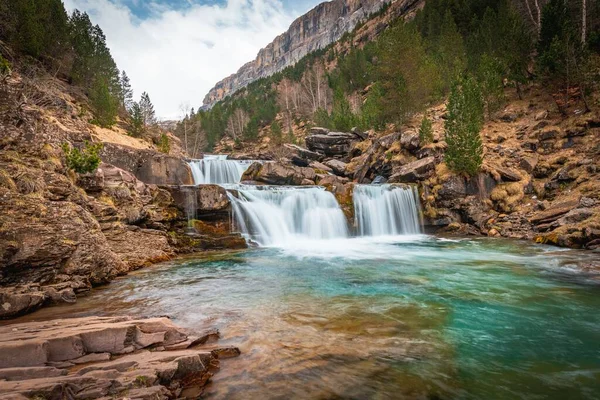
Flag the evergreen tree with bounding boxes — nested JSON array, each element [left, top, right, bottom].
[[90, 77, 118, 128], [330, 87, 356, 132], [120, 71, 134, 112], [444, 75, 484, 176], [139, 92, 156, 127], [270, 120, 283, 144], [129, 102, 145, 137], [436, 11, 467, 91], [419, 116, 434, 144]]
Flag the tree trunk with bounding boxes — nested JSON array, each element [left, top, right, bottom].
[[582, 0, 587, 45]]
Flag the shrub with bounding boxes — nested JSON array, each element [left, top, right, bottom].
[[0, 55, 11, 77], [61, 141, 103, 174], [419, 116, 433, 144]]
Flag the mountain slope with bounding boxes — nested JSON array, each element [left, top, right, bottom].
[[202, 0, 418, 108]]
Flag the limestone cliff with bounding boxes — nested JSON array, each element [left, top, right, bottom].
[[203, 0, 415, 108]]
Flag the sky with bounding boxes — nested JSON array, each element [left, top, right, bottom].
[[63, 0, 323, 119]]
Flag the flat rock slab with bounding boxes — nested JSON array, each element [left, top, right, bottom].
[[0, 316, 239, 400]]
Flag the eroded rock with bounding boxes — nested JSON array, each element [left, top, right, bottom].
[[0, 316, 239, 399]]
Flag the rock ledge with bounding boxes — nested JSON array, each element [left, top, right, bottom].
[[0, 316, 239, 399]]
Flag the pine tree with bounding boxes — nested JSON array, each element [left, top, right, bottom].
[[419, 116, 434, 144], [436, 11, 467, 91], [120, 71, 134, 112], [129, 102, 145, 137], [444, 75, 484, 176], [139, 92, 156, 127], [90, 77, 118, 128], [271, 120, 283, 144]]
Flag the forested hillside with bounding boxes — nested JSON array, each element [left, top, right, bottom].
[[176, 0, 599, 160], [0, 0, 171, 150]]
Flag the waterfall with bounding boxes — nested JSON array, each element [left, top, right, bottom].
[[353, 185, 422, 236], [188, 155, 257, 185], [227, 186, 349, 246]]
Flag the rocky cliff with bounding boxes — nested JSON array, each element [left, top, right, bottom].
[[203, 0, 407, 108]]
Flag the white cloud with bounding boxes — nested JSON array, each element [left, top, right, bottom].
[[63, 0, 307, 119]]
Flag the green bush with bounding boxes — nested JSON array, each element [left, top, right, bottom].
[[61, 141, 103, 174], [0, 55, 11, 77]]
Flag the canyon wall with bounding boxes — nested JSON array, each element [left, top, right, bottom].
[[203, 0, 406, 108]]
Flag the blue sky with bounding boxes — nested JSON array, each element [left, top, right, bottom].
[[119, 0, 320, 19], [63, 0, 323, 118]]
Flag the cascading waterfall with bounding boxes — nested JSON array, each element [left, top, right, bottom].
[[353, 184, 422, 236], [188, 155, 257, 185], [227, 186, 349, 246]]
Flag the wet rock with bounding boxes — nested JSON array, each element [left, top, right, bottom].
[[372, 176, 388, 184], [0, 316, 239, 399], [242, 161, 316, 185], [389, 157, 435, 183], [0, 290, 46, 320], [166, 185, 230, 215]]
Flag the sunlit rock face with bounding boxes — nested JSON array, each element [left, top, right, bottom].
[[203, 0, 394, 108]]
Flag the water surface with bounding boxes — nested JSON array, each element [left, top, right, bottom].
[[16, 237, 600, 399]]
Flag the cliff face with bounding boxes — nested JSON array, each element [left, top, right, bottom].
[[203, 0, 396, 108]]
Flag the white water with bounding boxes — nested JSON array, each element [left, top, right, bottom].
[[188, 155, 257, 185], [227, 186, 349, 247], [353, 184, 422, 236]]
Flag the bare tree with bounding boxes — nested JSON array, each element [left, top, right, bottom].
[[226, 109, 249, 140], [582, 0, 587, 45], [179, 102, 191, 155]]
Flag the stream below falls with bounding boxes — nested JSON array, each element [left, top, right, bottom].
[[15, 236, 600, 400]]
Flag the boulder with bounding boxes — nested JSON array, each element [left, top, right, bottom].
[[519, 155, 538, 173], [305, 132, 358, 158], [101, 143, 194, 185], [389, 157, 435, 183], [351, 127, 368, 140], [372, 176, 388, 184], [400, 131, 420, 151], [496, 167, 522, 182], [284, 144, 324, 165], [165, 185, 230, 216], [310, 127, 330, 135], [309, 161, 333, 173], [241, 162, 316, 185], [378, 132, 400, 149], [530, 199, 580, 225], [324, 159, 348, 176]]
